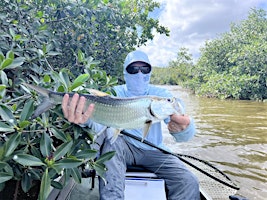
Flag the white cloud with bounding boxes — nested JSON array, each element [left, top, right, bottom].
[[138, 0, 267, 67]]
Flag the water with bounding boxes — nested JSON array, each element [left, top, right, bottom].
[[160, 85, 267, 200]]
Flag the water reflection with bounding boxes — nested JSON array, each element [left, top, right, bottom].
[[160, 85, 267, 200]]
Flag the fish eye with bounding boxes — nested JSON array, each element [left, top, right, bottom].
[[166, 97, 176, 103]]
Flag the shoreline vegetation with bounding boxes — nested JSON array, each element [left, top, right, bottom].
[[151, 9, 267, 101], [151, 66, 267, 102]]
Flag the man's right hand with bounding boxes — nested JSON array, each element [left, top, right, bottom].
[[62, 93, 95, 124]]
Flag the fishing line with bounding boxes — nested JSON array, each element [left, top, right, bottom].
[[120, 130, 240, 190], [153, 154, 174, 175]]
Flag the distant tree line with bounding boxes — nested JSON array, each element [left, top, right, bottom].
[[151, 9, 267, 101]]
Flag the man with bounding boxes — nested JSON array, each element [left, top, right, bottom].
[[62, 50, 200, 200]]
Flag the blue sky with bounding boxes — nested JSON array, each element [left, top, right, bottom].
[[138, 0, 267, 67]]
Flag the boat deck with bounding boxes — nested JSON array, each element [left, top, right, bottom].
[[69, 178, 99, 200], [48, 176, 208, 200]]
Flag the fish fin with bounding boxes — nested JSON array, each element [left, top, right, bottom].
[[32, 98, 55, 119], [176, 101, 185, 115], [142, 120, 152, 142], [87, 88, 109, 97], [22, 83, 56, 119], [110, 129, 121, 144]]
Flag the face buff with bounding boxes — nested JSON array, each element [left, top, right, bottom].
[[124, 72, 150, 97]]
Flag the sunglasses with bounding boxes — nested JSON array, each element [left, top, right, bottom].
[[126, 65, 151, 74]]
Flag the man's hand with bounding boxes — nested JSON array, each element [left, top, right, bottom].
[[168, 114, 190, 133], [62, 93, 94, 124]]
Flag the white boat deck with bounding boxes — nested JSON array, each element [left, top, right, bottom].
[[48, 172, 167, 200]]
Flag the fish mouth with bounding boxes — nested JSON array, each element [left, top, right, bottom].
[[148, 104, 156, 117]]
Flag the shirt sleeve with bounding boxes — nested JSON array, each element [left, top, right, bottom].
[[169, 117, 196, 142]]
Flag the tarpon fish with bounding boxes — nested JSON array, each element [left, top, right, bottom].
[[23, 83, 183, 140]]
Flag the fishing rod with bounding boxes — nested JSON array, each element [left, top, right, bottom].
[[120, 130, 240, 191]]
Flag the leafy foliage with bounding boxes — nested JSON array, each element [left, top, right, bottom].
[[0, 0, 169, 81], [0, 59, 116, 199], [191, 8, 267, 100], [0, 0, 169, 199]]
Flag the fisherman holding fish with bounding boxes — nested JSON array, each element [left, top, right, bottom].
[[62, 50, 200, 200]]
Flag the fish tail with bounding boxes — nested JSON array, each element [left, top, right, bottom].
[[31, 98, 55, 119], [23, 83, 55, 119]]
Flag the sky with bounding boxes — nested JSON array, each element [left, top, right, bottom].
[[138, 0, 267, 67]]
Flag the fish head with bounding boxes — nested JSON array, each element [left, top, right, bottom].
[[150, 97, 183, 120]]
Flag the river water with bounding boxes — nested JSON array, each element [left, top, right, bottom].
[[160, 85, 267, 200]]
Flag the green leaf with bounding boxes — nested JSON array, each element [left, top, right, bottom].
[[59, 69, 70, 90], [0, 122, 15, 132], [70, 74, 89, 91], [14, 34, 21, 41], [70, 167, 82, 183], [9, 28, 15, 38], [95, 151, 115, 164], [0, 58, 13, 70], [54, 158, 83, 169], [0, 104, 15, 122], [0, 53, 4, 63], [0, 172, 13, 184], [77, 49, 84, 62], [39, 168, 51, 200], [47, 51, 62, 56], [6, 51, 14, 60], [43, 74, 51, 83], [40, 133, 52, 157], [0, 71, 8, 85], [57, 85, 65, 92], [38, 49, 44, 56], [75, 149, 97, 160], [20, 99, 34, 121], [70, 82, 83, 91], [42, 44, 47, 54], [38, 24, 48, 31], [36, 11, 43, 18], [50, 127, 69, 142], [4, 133, 21, 157], [0, 161, 9, 170], [51, 180, 63, 189], [54, 141, 73, 161], [0, 85, 7, 92], [103, 0, 109, 4], [28, 168, 41, 180], [13, 154, 45, 166], [7, 57, 25, 69], [22, 172, 32, 192], [30, 146, 42, 159], [18, 120, 31, 129], [93, 162, 107, 179], [0, 161, 13, 174]]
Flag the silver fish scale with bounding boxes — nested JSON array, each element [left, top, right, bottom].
[[50, 91, 155, 129], [86, 97, 154, 129]]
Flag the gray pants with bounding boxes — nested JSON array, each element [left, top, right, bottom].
[[97, 134, 200, 200]]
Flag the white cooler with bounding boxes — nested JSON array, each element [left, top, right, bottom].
[[124, 172, 166, 200]]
